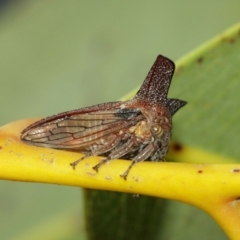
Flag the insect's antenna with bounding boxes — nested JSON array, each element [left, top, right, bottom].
[[135, 55, 175, 104]]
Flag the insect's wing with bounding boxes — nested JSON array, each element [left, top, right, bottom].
[[167, 98, 187, 116], [21, 101, 144, 150], [135, 55, 175, 104], [22, 101, 122, 134]]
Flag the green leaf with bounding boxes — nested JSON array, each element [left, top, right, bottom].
[[171, 24, 240, 161]]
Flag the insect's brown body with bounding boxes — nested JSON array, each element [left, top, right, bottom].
[[21, 55, 186, 179]]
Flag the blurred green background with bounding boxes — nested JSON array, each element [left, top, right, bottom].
[[0, 1, 239, 239]]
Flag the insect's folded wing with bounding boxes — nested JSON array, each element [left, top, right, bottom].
[[22, 111, 144, 150], [22, 101, 123, 134]]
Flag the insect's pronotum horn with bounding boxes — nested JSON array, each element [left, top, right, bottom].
[[135, 55, 175, 104]]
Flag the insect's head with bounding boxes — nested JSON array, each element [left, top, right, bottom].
[[150, 109, 172, 140]]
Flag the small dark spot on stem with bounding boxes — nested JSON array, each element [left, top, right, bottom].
[[197, 57, 204, 64], [221, 37, 236, 44], [198, 170, 203, 173], [172, 142, 183, 152], [221, 37, 226, 42], [233, 169, 240, 173], [235, 196, 240, 201]]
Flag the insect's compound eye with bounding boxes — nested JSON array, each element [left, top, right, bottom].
[[150, 124, 163, 138]]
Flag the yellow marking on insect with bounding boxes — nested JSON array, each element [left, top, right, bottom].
[[129, 121, 150, 139]]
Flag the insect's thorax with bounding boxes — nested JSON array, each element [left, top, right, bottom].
[[125, 99, 172, 137]]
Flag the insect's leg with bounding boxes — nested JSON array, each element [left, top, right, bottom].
[[70, 153, 91, 169], [92, 156, 111, 172], [70, 135, 122, 170], [92, 136, 135, 172], [120, 142, 157, 180]]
